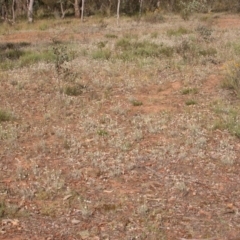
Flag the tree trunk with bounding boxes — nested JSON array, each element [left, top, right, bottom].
[[1, 1, 7, 21], [12, 0, 16, 22], [74, 0, 80, 18], [28, 0, 34, 23], [169, 0, 175, 12], [81, 0, 85, 22], [139, 0, 143, 17], [117, 0, 120, 26]]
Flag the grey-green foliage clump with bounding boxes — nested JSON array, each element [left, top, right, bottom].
[[176, 38, 217, 63], [92, 49, 111, 60], [195, 25, 213, 42]]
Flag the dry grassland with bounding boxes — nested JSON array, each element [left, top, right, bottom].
[[0, 13, 240, 240]]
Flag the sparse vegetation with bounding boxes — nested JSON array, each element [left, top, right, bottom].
[[167, 26, 190, 36], [212, 103, 240, 138], [64, 83, 86, 96], [105, 33, 118, 39], [92, 48, 111, 60], [196, 25, 213, 42], [115, 38, 174, 60], [143, 13, 165, 23], [0, 13, 240, 240], [222, 61, 240, 97]]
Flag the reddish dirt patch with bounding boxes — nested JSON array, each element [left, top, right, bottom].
[[216, 14, 240, 28], [203, 74, 222, 92], [0, 32, 53, 44], [131, 81, 184, 114]]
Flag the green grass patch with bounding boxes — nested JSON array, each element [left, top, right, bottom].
[[19, 50, 55, 67], [181, 87, 198, 95], [64, 84, 85, 96], [0, 200, 6, 218], [222, 61, 240, 97], [167, 26, 190, 37], [0, 46, 56, 70], [231, 42, 240, 54], [198, 47, 217, 56], [131, 99, 143, 106], [0, 109, 13, 122], [213, 117, 240, 139], [212, 104, 240, 138], [92, 49, 111, 60], [0, 48, 25, 61], [115, 38, 174, 61], [150, 32, 158, 38], [0, 42, 31, 63], [122, 33, 139, 40], [105, 33, 118, 39], [97, 129, 108, 136], [185, 99, 197, 105], [0, 198, 23, 218]]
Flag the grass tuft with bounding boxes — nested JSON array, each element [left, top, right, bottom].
[[105, 33, 118, 39], [222, 61, 240, 97], [181, 87, 198, 95], [131, 99, 143, 106], [64, 84, 85, 96], [0, 109, 13, 122], [92, 49, 111, 60], [185, 99, 197, 105], [167, 26, 190, 37]]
